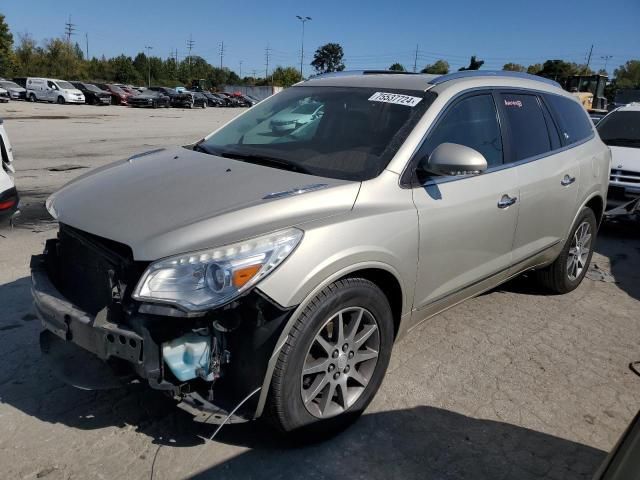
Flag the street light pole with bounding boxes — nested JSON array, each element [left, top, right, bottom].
[[296, 16, 312, 79], [144, 45, 153, 87]]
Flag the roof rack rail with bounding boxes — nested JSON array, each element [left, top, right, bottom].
[[428, 70, 562, 88]]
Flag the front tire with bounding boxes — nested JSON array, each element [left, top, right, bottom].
[[267, 278, 393, 436], [535, 207, 597, 293], [29, 93, 37, 102], [57, 96, 65, 104]]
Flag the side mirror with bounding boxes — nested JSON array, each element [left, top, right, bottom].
[[426, 143, 488, 176]]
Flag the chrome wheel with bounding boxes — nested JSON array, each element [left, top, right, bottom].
[[301, 307, 380, 419], [567, 221, 592, 281]]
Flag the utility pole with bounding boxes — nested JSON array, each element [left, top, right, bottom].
[[600, 54, 613, 73], [219, 41, 225, 69], [239, 60, 243, 79], [85, 33, 89, 59], [584, 44, 593, 73], [265, 44, 271, 84], [296, 16, 312, 79], [413, 44, 419, 73], [144, 45, 153, 87], [187, 34, 195, 76], [64, 15, 76, 44]]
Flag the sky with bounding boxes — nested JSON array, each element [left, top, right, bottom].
[[2, 0, 639, 78]]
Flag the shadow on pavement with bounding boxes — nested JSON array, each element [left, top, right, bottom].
[[595, 220, 640, 301], [188, 406, 605, 480]]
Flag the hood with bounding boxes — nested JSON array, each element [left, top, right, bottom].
[[8, 86, 25, 93], [48, 146, 359, 260], [63, 89, 84, 95], [610, 146, 640, 171]]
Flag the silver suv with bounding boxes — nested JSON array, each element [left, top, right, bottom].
[[32, 71, 609, 436]]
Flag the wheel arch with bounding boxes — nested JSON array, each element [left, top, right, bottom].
[[585, 194, 604, 226], [253, 262, 407, 419]]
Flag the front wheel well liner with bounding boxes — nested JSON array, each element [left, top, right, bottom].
[[339, 268, 403, 339]]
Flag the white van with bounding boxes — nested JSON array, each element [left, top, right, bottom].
[[26, 78, 85, 104]]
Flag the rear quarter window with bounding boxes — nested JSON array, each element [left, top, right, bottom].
[[545, 94, 593, 145]]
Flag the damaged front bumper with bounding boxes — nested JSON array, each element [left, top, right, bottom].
[[31, 244, 294, 424]]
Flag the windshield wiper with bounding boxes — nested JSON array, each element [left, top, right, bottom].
[[219, 151, 314, 175]]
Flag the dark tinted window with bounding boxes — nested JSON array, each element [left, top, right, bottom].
[[597, 111, 640, 148], [417, 94, 503, 169], [545, 94, 593, 144], [500, 93, 551, 161]]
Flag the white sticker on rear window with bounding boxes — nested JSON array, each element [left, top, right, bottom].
[[368, 92, 422, 107]]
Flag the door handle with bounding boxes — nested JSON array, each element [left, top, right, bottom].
[[497, 194, 517, 209], [561, 174, 576, 186]]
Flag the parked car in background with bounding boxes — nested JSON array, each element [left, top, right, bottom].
[[175, 86, 187, 93], [26, 78, 85, 104], [95, 83, 130, 105], [148, 86, 179, 102], [0, 119, 18, 221], [210, 92, 233, 107], [597, 103, 640, 207], [0, 80, 26, 100], [0, 87, 9, 103], [232, 93, 258, 107], [270, 101, 324, 133], [34, 71, 609, 438], [216, 91, 243, 107], [171, 91, 198, 108], [70, 82, 112, 106], [202, 91, 225, 107], [114, 84, 140, 97], [128, 89, 171, 108], [189, 91, 208, 108]]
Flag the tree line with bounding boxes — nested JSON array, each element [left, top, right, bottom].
[[1, 13, 639, 92]]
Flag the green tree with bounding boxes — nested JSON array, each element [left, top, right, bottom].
[[109, 54, 139, 83], [0, 13, 15, 76], [537, 59, 583, 80], [502, 63, 525, 72], [459, 55, 484, 71], [271, 66, 302, 87], [614, 60, 640, 88], [421, 60, 449, 74], [311, 43, 345, 73], [526, 63, 543, 75], [389, 63, 405, 72]]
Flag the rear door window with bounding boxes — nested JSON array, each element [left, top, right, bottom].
[[545, 94, 593, 145], [498, 93, 551, 161]]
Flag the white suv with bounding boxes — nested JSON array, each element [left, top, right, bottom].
[[597, 103, 640, 206]]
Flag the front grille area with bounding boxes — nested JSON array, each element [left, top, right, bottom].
[[610, 169, 640, 184], [45, 224, 146, 316]]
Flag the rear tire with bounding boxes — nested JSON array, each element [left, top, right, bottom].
[[535, 207, 597, 293], [266, 278, 393, 437], [29, 93, 37, 102]]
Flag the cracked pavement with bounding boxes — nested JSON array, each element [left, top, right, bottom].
[[0, 102, 639, 479]]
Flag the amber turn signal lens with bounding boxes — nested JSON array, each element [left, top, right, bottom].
[[232, 264, 262, 288]]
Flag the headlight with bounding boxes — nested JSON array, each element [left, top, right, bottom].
[[132, 228, 303, 311]]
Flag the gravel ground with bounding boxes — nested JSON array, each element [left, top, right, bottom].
[[0, 101, 638, 480]]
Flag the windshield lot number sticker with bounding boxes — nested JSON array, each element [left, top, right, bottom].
[[368, 92, 422, 107]]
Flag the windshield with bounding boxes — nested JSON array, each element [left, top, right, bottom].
[[57, 81, 75, 90], [0, 81, 21, 89], [597, 111, 640, 147], [199, 86, 433, 181], [109, 85, 125, 94], [85, 84, 102, 93]]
